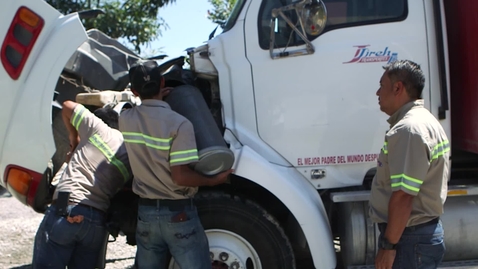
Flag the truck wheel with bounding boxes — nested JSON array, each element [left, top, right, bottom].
[[168, 192, 296, 269]]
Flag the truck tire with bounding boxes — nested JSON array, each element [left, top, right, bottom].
[[181, 192, 295, 269]]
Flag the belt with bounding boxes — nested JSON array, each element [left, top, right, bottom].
[[378, 217, 439, 232], [138, 198, 194, 211], [51, 200, 105, 216]]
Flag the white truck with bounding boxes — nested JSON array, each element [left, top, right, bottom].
[[1, 0, 478, 268]]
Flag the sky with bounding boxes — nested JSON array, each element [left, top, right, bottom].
[[141, 0, 220, 58]]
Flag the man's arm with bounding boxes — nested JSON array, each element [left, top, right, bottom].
[[384, 190, 414, 243], [169, 119, 233, 187], [385, 130, 430, 239], [171, 165, 232, 187], [376, 187, 415, 269], [62, 100, 80, 152]]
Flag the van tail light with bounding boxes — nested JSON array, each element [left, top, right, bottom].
[[4, 165, 43, 206], [1, 6, 44, 80]]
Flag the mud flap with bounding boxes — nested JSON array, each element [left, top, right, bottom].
[[31, 165, 55, 213]]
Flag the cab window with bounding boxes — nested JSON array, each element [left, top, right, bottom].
[[258, 0, 407, 49]]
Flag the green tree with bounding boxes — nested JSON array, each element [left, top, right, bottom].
[[46, 0, 176, 53], [207, 0, 236, 27]]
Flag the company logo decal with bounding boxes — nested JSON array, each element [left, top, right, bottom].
[[344, 45, 398, 64]]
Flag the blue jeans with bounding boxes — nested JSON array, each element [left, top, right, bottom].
[[135, 200, 211, 269], [32, 204, 108, 269], [378, 219, 446, 269]]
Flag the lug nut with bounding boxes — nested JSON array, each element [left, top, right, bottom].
[[219, 252, 229, 261], [231, 261, 240, 269]]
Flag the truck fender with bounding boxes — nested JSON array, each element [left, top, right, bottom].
[[227, 132, 336, 269]]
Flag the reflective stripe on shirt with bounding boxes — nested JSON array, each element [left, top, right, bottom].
[[122, 132, 172, 150], [170, 149, 198, 164], [382, 142, 388, 155], [390, 173, 424, 193], [431, 140, 450, 161], [89, 134, 130, 182], [72, 105, 87, 130]]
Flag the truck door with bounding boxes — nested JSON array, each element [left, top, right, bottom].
[[0, 0, 87, 205], [244, 0, 431, 188]]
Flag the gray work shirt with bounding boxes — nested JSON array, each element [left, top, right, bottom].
[[369, 100, 450, 226], [118, 99, 199, 200], [54, 104, 131, 212]]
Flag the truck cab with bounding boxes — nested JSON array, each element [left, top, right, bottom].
[[1, 0, 478, 268], [197, 0, 449, 189]]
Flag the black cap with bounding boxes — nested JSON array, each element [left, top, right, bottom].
[[128, 61, 162, 95]]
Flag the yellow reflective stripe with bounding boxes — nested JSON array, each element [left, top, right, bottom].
[[382, 142, 388, 154], [170, 149, 197, 156], [71, 106, 82, 126], [123, 139, 170, 150], [170, 149, 198, 164], [75, 110, 87, 130], [122, 132, 172, 143], [391, 182, 420, 193], [390, 174, 423, 193], [431, 140, 450, 161], [72, 105, 87, 130], [90, 135, 130, 182], [89, 134, 130, 182], [391, 174, 423, 184], [170, 156, 199, 164], [122, 132, 172, 150]]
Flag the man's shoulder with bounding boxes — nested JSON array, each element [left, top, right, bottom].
[[388, 108, 442, 142], [396, 107, 434, 127], [118, 107, 140, 128], [387, 116, 421, 139], [171, 110, 190, 124], [159, 108, 190, 127], [119, 107, 135, 119]]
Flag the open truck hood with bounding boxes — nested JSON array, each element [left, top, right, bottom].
[[0, 0, 87, 206]]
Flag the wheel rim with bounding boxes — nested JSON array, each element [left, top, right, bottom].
[[168, 229, 262, 269]]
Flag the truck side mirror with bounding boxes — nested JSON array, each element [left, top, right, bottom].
[[269, 0, 328, 59], [301, 0, 327, 36]]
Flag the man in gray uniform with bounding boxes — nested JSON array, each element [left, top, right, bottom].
[[369, 60, 450, 269], [119, 61, 232, 269], [33, 100, 131, 269]]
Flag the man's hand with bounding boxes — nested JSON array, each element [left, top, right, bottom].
[[159, 87, 173, 100], [375, 249, 396, 269], [209, 169, 234, 186], [171, 166, 233, 187]]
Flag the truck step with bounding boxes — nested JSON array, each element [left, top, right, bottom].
[[347, 259, 478, 269], [447, 184, 478, 197]]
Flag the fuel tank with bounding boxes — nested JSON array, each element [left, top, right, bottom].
[[338, 195, 478, 267]]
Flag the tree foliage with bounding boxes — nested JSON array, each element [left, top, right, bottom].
[[207, 0, 237, 27], [46, 0, 176, 53]]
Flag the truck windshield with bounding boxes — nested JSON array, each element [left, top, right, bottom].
[[222, 0, 246, 32]]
